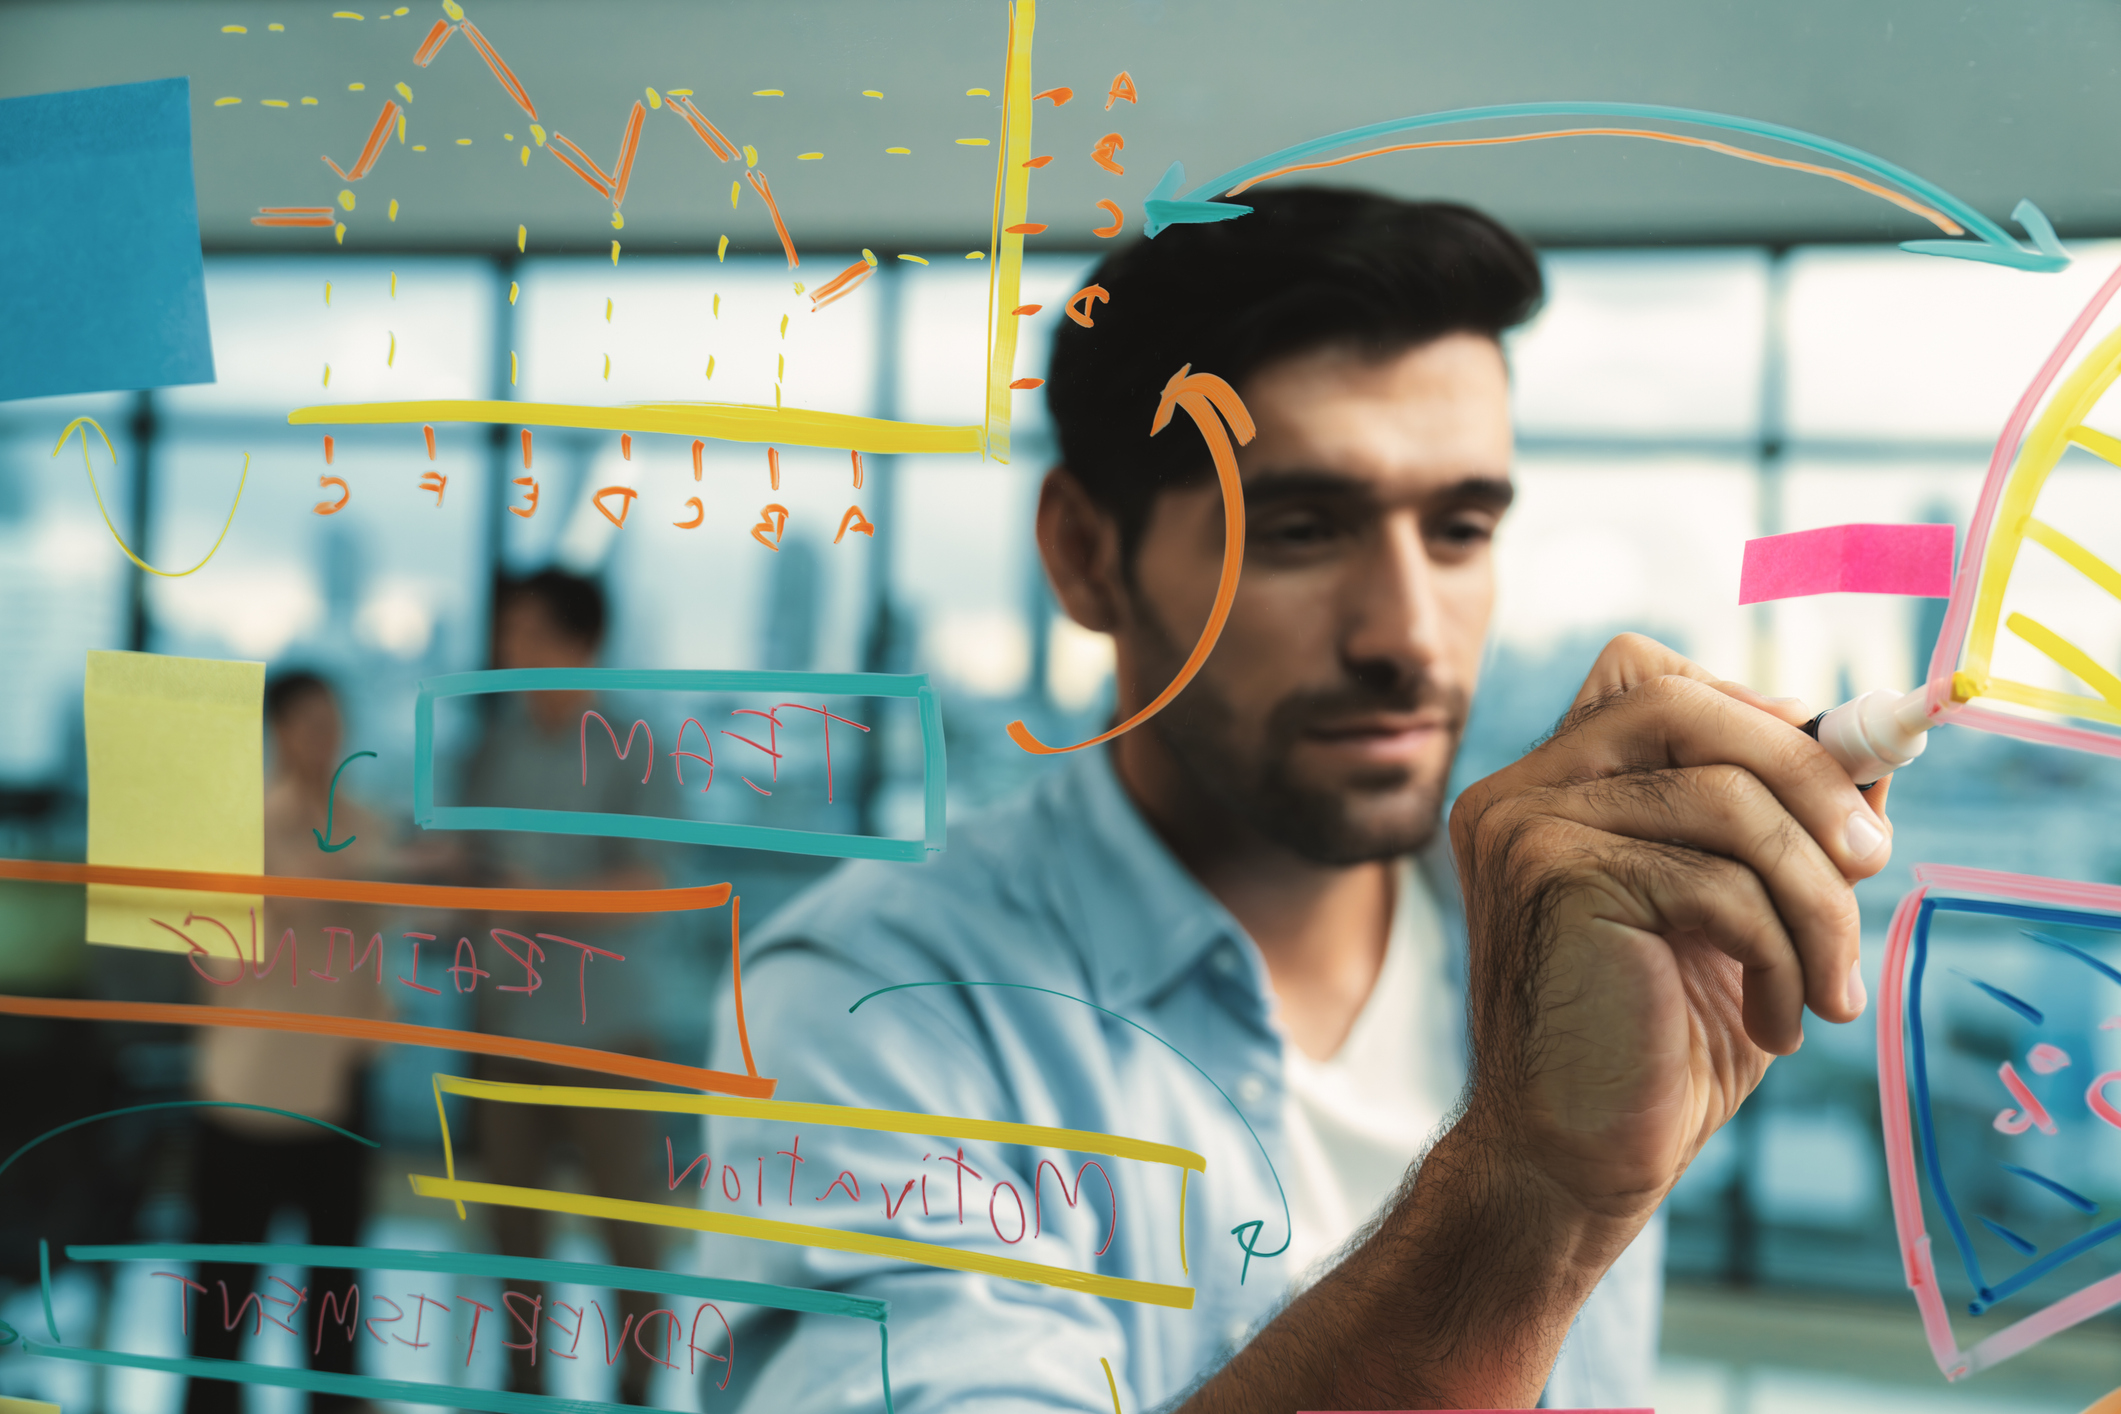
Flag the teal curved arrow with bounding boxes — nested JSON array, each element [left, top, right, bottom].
[[313, 749, 376, 853], [1143, 101, 2067, 272]]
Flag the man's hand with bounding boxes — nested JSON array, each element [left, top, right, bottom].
[[1449, 632, 1888, 1228], [1181, 634, 1890, 1413]]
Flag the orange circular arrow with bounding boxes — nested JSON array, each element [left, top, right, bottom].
[[1006, 365, 1252, 755]]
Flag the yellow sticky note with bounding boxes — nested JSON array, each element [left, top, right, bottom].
[[0, 1398, 63, 1414], [85, 651, 263, 953]]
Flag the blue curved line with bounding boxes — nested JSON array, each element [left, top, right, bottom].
[[1159, 102, 2054, 268], [2024, 930, 2121, 988], [1979, 1215, 2038, 1257], [849, 980, 1292, 1280], [2001, 1163, 2099, 1215], [1948, 969, 2044, 1024], [0, 1100, 377, 1189]]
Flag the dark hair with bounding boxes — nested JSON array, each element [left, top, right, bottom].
[[1045, 187, 1543, 558], [264, 669, 333, 724], [496, 567, 606, 647]]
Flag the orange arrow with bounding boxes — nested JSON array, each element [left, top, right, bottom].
[[1007, 365, 1252, 755]]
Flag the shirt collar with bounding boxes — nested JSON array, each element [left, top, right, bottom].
[[1048, 747, 1252, 1012], [1044, 749, 1470, 1012]]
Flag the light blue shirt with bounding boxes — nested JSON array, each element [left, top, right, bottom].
[[704, 748, 1663, 1412]]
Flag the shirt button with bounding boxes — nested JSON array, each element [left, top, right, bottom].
[[1213, 946, 1241, 976], [1236, 1073, 1267, 1105]]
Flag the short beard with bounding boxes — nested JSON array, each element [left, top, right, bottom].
[[1133, 597, 1467, 867]]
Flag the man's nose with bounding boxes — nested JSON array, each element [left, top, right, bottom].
[[1342, 514, 1444, 686]]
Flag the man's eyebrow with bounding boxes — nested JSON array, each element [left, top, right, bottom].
[[1242, 470, 1516, 509]]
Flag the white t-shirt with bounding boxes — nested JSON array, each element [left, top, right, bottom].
[[1278, 863, 1463, 1288]]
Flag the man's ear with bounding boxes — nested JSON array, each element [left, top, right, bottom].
[[1036, 467, 1127, 634]]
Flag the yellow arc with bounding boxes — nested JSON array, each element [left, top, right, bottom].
[[54, 418, 249, 577]]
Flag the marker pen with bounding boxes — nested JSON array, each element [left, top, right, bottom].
[[1800, 688, 1938, 788]]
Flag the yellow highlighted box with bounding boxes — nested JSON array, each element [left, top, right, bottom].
[[418, 1074, 1200, 1308], [411, 1174, 1196, 1310]]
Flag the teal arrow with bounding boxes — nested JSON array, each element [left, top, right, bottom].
[[313, 750, 376, 853], [1143, 101, 2068, 272]]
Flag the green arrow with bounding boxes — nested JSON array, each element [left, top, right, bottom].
[[313, 750, 377, 853]]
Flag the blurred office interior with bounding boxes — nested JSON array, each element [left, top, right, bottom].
[[7, 3, 2121, 1411]]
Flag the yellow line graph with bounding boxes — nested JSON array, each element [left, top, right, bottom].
[[287, 0, 1040, 461]]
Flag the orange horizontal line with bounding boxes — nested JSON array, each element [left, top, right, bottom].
[[258, 206, 334, 214], [0, 995, 775, 1097], [251, 215, 337, 227], [0, 857, 731, 915]]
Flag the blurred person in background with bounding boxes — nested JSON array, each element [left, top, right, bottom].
[[458, 568, 672, 1406], [185, 671, 391, 1414]]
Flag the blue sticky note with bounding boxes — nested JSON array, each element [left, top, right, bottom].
[[0, 77, 215, 402]]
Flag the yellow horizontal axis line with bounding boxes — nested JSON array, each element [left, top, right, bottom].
[[2005, 610, 2121, 709], [286, 399, 982, 455], [408, 1173, 1197, 1310], [435, 1074, 1206, 1172]]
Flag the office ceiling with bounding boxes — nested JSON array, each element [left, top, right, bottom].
[[2, 0, 2117, 257]]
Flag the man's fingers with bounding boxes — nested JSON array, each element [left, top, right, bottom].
[[1572, 632, 1725, 707], [1596, 838, 1815, 1055], [1542, 765, 1864, 1025], [1544, 673, 1889, 883]]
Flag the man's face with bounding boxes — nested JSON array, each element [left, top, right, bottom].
[[1122, 333, 1514, 864]]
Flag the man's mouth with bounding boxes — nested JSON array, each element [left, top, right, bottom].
[[1301, 712, 1451, 763]]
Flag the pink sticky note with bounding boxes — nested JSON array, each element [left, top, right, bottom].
[[1738, 522, 1955, 604]]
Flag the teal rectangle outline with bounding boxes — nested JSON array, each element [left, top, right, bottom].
[[412, 669, 945, 863], [41, 1240, 894, 1413]]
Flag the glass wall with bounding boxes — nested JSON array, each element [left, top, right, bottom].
[[6, 240, 2121, 1336]]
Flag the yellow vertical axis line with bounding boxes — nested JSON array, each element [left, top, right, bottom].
[[982, 0, 1036, 463], [1965, 324, 2121, 682], [1177, 1168, 1189, 1275], [1101, 1356, 1123, 1414], [431, 1074, 467, 1220]]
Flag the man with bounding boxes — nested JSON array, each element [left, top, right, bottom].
[[703, 189, 1887, 1410], [458, 569, 675, 1405]]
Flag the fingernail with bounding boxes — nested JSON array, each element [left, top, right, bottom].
[[1768, 696, 1812, 717], [1846, 959, 1868, 1016], [1845, 808, 1887, 861]]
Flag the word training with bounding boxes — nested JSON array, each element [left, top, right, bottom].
[[154, 911, 623, 1021]]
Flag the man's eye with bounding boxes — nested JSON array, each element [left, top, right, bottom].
[[1435, 516, 1494, 547], [1258, 512, 1335, 545]]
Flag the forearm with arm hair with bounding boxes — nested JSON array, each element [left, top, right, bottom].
[[1175, 1109, 1640, 1413]]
